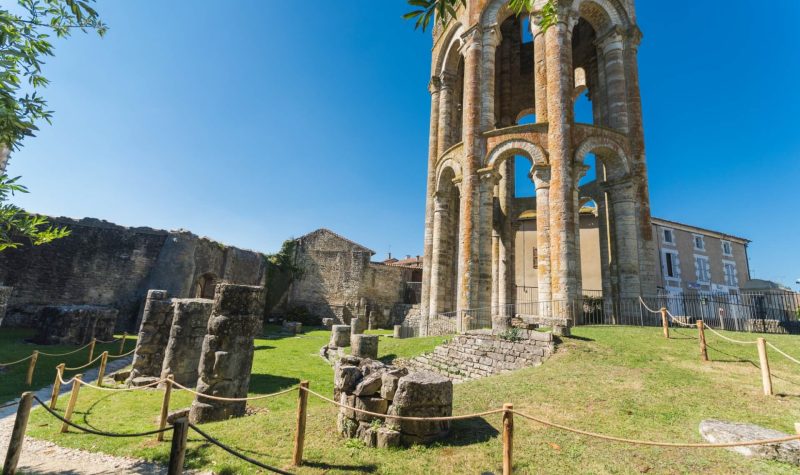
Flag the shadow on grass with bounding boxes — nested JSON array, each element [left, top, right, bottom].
[[150, 439, 215, 470], [253, 345, 276, 351], [249, 373, 301, 394], [705, 343, 758, 366], [564, 335, 594, 342], [303, 460, 379, 473], [437, 417, 500, 447]]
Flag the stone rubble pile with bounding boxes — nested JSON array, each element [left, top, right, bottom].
[[334, 355, 453, 447]]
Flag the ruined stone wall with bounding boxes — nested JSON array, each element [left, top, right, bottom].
[[0, 217, 266, 330], [159, 298, 213, 387]]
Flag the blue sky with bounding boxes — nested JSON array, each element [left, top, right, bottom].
[[7, 1, 800, 287]]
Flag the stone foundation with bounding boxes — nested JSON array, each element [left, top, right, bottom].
[[33, 305, 117, 345], [334, 356, 452, 447], [189, 284, 264, 424], [159, 298, 213, 387]]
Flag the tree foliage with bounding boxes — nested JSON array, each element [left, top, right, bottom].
[[0, 0, 106, 250], [404, 0, 557, 32]]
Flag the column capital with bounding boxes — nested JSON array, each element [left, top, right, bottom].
[[439, 71, 457, 90], [600, 178, 636, 201], [459, 26, 483, 54], [428, 76, 442, 95], [477, 167, 502, 186], [627, 26, 643, 50], [595, 27, 625, 54], [433, 192, 450, 212], [573, 164, 591, 186], [481, 23, 503, 49], [531, 164, 551, 189]]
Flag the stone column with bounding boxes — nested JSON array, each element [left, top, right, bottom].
[[189, 284, 264, 424], [573, 165, 590, 302], [419, 77, 442, 327], [532, 12, 548, 123], [532, 165, 552, 307], [428, 193, 449, 318], [437, 73, 455, 154], [128, 290, 174, 385], [544, 11, 580, 308], [498, 159, 514, 314], [480, 24, 502, 131], [478, 169, 503, 330], [159, 299, 213, 387], [596, 190, 616, 320], [597, 29, 628, 133], [605, 181, 642, 300], [456, 27, 483, 327]]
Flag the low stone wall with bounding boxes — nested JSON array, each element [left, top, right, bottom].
[[159, 298, 213, 387], [32, 305, 117, 345], [334, 356, 452, 447], [0, 286, 12, 327]]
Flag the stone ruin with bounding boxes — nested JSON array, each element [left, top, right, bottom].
[[334, 356, 453, 448], [319, 324, 351, 363], [0, 286, 11, 327], [189, 284, 264, 423], [159, 298, 214, 387], [33, 305, 118, 345]]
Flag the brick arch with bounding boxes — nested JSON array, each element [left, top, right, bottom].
[[570, 0, 628, 33], [433, 23, 464, 77], [435, 157, 463, 193], [480, 0, 513, 28], [485, 139, 548, 188], [574, 136, 630, 181]]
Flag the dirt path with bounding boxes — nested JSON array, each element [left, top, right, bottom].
[[0, 357, 202, 474]]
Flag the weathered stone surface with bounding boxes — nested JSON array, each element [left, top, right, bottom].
[[392, 372, 453, 408], [189, 284, 264, 424], [353, 372, 382, 397], [159, 298, 213, 387], [0, 286, 11, 327], [130, 376, 160, 387], [166, 408, 190, 424], [699, 420, 800, 465], [380, 369, 406, 400], [354, 396, 388, 422], [330, 325, 351, 348], [351, 317, 366, 335], [322, 318, 334, 329], [128, 290, 174, 383], [393, 325, 402, 339], [334, 365, 362, 399], [283, 321, 303, 334], [33, 305, 117, 345], [376, 427, 402, 448], [351, 334, 379, 359]]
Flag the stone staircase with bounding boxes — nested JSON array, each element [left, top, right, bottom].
[[399, 329, 555, 382]]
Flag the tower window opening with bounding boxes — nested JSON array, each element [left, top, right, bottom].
[[521, 17, 533, 44]]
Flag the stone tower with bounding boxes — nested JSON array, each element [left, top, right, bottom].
[[419, 0, 656, 331]]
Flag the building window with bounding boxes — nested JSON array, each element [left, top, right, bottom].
[[721, 240, 733, 256], [723, 261, 738, 287], [693, 234, 705, 251], [694, 255, 710, 283], [662, 250, 680, 280], [532, 247, 538, 269], [663, 228, 675, 245]]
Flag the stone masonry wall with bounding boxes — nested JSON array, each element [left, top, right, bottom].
[[33, 305, 117, 345], [0, 217, 266, 330]]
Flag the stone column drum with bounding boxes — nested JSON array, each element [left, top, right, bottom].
[[189, 284, 265, 424], [351, 316, 366, 335], [330, 324, 351, 348], [351, 334, 379, 359], [159, 299, 213, 387], [128, 290, 174, 385]]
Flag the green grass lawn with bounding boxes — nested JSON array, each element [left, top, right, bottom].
[[19, 325, 800, 474], [0, 329, 135, 403]]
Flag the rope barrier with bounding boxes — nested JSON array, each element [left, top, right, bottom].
[[767, 342, 800, 366], [32, 396, 171, 437], [704, 326, 758, 345], [0, 354, 35, 367], [170, 381, 299, 401], [512, 410, 800, 448], [37, 341, 95, 357], [664, 310, 697, 328], [64, 353, 104, 371], [107, 349, 135, 359], [638, 297, 662, 315], [0, 401, 19, 410], [188, 423, 294, 475], [74, 377, 164, 392], [94, 337, 122, 344], [303, 387, 504, 421]]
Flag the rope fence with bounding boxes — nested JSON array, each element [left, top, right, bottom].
[[188, 422, 294, 475]]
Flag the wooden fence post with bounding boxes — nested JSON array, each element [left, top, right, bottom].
[[167, 418, 189, 475], [119, 333, 127, 356], [2, 392, 34, 475], [87, 338, 96, 364], [50, 364, 66, 409], [697, 320, 709, 362], [503, 403, 514, 475], [157, 375, 174, 442], [660, 308, 669, 339], [60, 375, 82, 433], [24, 351, 38, 386], [96, 351, 108, 387], [757, 338, 773, 396], [292, 381, 310, 466]]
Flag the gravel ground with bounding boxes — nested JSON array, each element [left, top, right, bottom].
[[0, 357, 210, 474]]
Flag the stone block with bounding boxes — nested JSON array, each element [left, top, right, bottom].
[[392, 372, 453, 408], [351, 334, 379, 359], [331, 325, 351, 348], [376, 427, 402, 448], [353, 372, 382, 397], [393, 325, 402, 339], [351, 317, 366, 335], [334, 364, 362, 397], [283, 321, 303, 334], [380, 369, 406, 400], [322, 318, 334, 329], [354, 396, 388, 422], [700, 419, 800, 465]]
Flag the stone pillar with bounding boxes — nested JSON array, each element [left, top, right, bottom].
[[596, 191, 616, 320], [597, 30, 629, 133], [420, 77, 442, 324], [533, 166, 552, 306], [351, 316, 366, 335], [544, 12, 580, 307], [606, 181, 642, 300], [330, 324, 351, 348], [532, 11, 548, 123], [160, 299, 213, 387], [498, 159, 514, 315], [128, 290, 174, 385], [456, 27, 483, 326], [478, 169, 501, 329], [351, 334, 379, 359], [437, 73, 455, 154], [428, 193, 449, 318], [480, 24, 501, 131], [189, 284, 264, 424]]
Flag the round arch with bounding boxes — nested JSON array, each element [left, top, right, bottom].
[[480, 0, 514, 28], [433, 23, 465, 77], [574, 136, 630, 181], [486, 139, 547, 174], [435, 158, 463, 193], [570, 0, 628, 34]]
